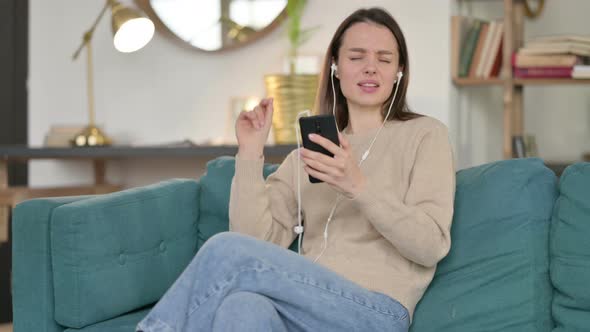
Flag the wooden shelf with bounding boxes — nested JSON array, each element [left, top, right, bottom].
[[453, 78, 504, 86], [0, 144, 298, 160], [514, 78, 590, 85], [454, 78, 590, 86]]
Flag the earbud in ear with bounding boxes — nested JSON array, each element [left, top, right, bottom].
[[394, 71, 403, 83], [331, 63, 338, 77]]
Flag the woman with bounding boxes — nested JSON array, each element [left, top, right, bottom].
[[137, 7, 454, 332]]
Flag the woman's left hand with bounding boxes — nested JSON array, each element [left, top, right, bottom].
[[300, 132, 366, 198]]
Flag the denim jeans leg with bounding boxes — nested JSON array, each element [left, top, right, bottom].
[[136, 232, 409, 332], [212, 291, 288, 332]]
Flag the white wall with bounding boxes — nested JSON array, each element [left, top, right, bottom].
[[454, 0, 590, 167], [29, 0, 453, 188]]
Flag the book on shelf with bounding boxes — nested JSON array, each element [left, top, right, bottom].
[[484, 25, 503, 78], [513, 66, 573, 78], [513, 53, 583, 68], [512, 136, 526, 158], [473, 20, 501, 78], [451, 15, 476, 79], [519, 45, 590, 57], [44, 125, 86, 147], [512, 135, 538, 158], [572, 65, 590, 79], [451, 16, 503, 80], [519, 34, 590, 57], [468, 21, 489, 77], [458, 19, 484, 77], [531, 35, 590, 45]]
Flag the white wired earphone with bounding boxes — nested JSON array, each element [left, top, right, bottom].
[[294, 60, 403, 262]]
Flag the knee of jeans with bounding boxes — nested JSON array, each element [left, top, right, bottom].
[[197, 232, 258, 265], [217, 291, 274, 318], [213, 292, 279, 331]]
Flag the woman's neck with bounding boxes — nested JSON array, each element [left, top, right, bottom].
[[345, 104, 383, 135]]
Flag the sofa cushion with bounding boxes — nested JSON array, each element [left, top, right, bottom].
[[550, 162, 590, 332], [411, 158, 557, 332], [64, 307, 151, 332], [51, 179, 200, 329], [196, 156, 280, 249]]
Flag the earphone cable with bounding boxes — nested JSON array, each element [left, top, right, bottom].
[[314, 72, 403, 262], [294, 110, 311, 255], [296, 68, 403, 262]]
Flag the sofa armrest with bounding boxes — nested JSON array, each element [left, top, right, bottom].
[[13, 195, 95, 332], [48, 178, 200, 329]]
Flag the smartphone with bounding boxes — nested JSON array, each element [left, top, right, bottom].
[[298, 114, 340, 183]]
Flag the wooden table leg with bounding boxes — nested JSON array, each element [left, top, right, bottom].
[[93, 159, 106, 185], [0, 159, 8, 243]]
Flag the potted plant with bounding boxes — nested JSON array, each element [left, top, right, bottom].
[[265, 0, 319, 144]]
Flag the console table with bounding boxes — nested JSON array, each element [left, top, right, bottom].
[[0, 144, 296, 243]]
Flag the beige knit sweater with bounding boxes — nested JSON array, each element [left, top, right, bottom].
[[229, 116, 455, 318]]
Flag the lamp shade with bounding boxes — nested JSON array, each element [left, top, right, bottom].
[[111, 3, 154, 53]]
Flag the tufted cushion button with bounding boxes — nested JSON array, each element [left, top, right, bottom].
[[118, 253, 126, 265], [159, 241, 167, 252]]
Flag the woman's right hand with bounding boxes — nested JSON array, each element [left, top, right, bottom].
[[236, 97, 274, 159]]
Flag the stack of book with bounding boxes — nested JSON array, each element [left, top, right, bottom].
[[451, 16, 504, 79], [514, 35, 590, 79]]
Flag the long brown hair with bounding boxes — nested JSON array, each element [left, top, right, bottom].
[[315, 7, 422, 130]]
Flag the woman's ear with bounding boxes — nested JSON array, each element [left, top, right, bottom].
[[394, 66, 404, 83]]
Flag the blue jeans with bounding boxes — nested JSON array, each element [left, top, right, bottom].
[[136, 232, 409, 332]]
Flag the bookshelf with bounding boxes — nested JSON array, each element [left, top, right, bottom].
[[452, 0, 590, 159], [513, 78, 590, 85], [454, 78, 504, 86], [455, 77, 590, 86]]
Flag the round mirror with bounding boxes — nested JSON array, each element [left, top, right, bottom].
[[135, 0, 288, 52]]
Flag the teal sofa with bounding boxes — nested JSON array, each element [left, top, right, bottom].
[[11, 157, 590, 332]]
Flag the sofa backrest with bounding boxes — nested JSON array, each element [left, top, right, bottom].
[[409, 158, 558, 331], [197, 157, 566, 331], [550, 162, 590, 331], [196, 156, 279, 250]]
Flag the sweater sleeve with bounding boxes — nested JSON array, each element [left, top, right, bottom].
[[229, 151, 299, 248], [354, 123, 456, 267]]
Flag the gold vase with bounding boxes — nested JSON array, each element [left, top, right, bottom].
[[264, 74, 318, 144]]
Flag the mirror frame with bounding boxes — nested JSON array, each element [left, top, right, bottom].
[[134, 0, 288, 53]]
